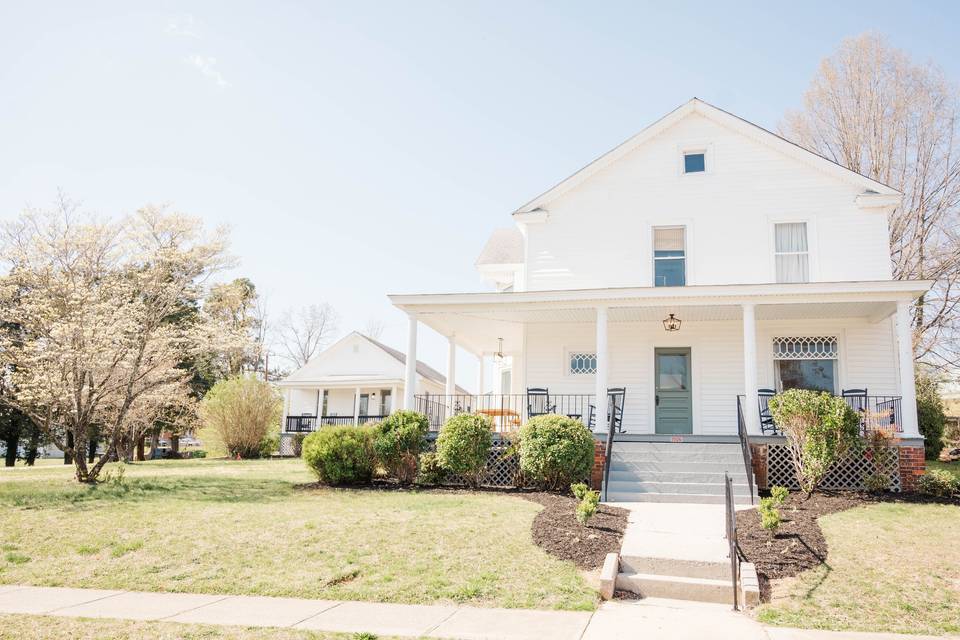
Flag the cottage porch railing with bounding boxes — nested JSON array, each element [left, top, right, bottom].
[[738, 393, 903, 437], [284, 415, 389, 432], [413, 393, 595, 431]]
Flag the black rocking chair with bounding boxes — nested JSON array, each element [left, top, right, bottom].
[[526, 388, 556, 418], [588, 388, 627, 433], [758, 388, 777, 434], [841, 388, 869, 412]]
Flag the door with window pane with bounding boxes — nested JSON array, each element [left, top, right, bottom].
[[655, 348, 693, 434], [653, 227, 686, 287]]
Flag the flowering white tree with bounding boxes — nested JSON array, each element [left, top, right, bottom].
[[0, 197, 243, 482]]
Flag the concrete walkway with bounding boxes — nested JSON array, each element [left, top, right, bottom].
[[0, 584, 952, 640]]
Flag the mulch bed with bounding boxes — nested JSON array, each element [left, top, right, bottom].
[[738, 489, 959, 599], [522, 493, 629, 570]]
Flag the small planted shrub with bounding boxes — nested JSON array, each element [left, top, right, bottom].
[[571, 482, 600, 526], [519, 415, 595, 491], [916, 371, 946, 460], [769, 485, 789, 506], [200, 376, 282, 459], [864, 472, 890, 493], [436, 413, 493, 488], [302, 425, 375, 485], [768, 389, 863, 496], [917, 469, 959, 498], [758, 497, 781, 536], [291, 433, 307, 457], [373, 410, 429, 484], [416, 451, 447, 485]]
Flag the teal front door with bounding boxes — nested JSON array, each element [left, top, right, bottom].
[[655, 348, 693, 434]]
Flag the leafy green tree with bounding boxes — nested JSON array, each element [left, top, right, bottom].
[[916, 370, 946, 459]]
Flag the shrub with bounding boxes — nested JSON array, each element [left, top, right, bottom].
[[768, 389, 863, 496], [519, 415, 595, 491], [416, 451, 447, 485], [863, 427, 896, 492], [199, 376, 282, 459], [436, 413, 493, 488], [189, 450, 207, 459], [302, 425, 375, 485], [291, 433, 307, 457], [864, 472, 890, 493], [769, 485, 789, 506], [759, 497, 781, 536], [917, 469, 959, 497], [373, 411, 429, 484], [571, 482, 600, 526], [916, 371, 946, 460]]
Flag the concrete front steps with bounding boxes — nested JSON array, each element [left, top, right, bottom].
[[605, 441, 758, 505], [616, 556, 735, 605]]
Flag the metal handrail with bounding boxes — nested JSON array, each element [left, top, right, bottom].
[[602, 403, 616, 502], [736, 397, 755, 505], [724, 472, 740, 611]]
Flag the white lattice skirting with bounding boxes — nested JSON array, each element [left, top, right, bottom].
[[766, 443, 901, 492]]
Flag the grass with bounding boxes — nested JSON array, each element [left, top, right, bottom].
[[0, 458, 595, 611], [927, 459, 960, 481], [0, 614, 407, 640], [757, 501, 960, 635]]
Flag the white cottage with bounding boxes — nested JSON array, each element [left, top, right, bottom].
[[389, 98, 930, 502], [278, 332, 466, 452]]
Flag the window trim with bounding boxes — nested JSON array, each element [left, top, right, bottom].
[[768, 217, 817, 283], [771, 335, 839, 394], [562, 347, 597, 378], [652, 225, 687, 287], [677, 142, 713, 176]]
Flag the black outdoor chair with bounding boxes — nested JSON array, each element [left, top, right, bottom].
[[526, 388, 556, 418], [842, 388, 869, 412], [758, 388, 778, 434], [588, 388, 627, 433]]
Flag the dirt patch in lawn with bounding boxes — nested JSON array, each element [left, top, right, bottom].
[[522, 493, 629, 570]]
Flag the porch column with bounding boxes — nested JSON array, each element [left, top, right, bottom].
[[353, 387, 362, 425], [390, 385, 397, 415], [595, 306, 609, 432], [742, 303, 761, 434], [315, 388, 324, 429], [477, 353, 485, 395], [281, 388, 290, 433], [403, 313, 418, 410], [896, 301, 920, 436], [446, 334, 457, 397]]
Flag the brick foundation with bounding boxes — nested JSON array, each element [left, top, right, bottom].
[[897, 445, 926, 492], [591, 439, 606, 490], [750, 443, 768, 490]]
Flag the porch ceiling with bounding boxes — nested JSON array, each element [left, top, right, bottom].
[[389, 280, 931, 355]]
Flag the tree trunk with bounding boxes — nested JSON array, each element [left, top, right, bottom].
[[87, 433, 98, 464], [64, 430, 74, 465], [135, 435, 145, 462], [25, 426, 39, 466], [3, 426, 18, 467], [148, 430, 158, 460], [171, 434, 180, 456]]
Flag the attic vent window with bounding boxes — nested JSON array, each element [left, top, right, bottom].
[[683, 152, 705, 173]]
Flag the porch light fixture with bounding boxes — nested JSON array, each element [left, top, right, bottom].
[[494, 337, 505, 362], [662, 314, 681, 332]]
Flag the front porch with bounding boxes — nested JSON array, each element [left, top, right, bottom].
[[280, 385, 398, 433]]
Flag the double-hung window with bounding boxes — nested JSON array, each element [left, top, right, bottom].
[[774, 222, 809, 283], [653, 226, 686, 287], [773, 336, 837, 394]]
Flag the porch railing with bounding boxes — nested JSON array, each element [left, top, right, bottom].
[[413, 393, 594, 431], [738, 393, 903, 436], [284, 415, 389, 432]]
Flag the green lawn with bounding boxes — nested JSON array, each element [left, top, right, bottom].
[[0, 615, 402, 640], [0, 458, 595, 611], [757, 501, 960, 635]]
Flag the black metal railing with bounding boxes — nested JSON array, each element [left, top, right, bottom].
[[724, 472, 740, 611], [737, 393, 903, 436], [284, 415, 389, 432], [602, 400, 616, 502], [735, 397, 755, 505], [413, 393, 595, 431]]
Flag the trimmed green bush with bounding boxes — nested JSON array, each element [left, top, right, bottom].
[[373, 410, 429, 483], [302, 425, 375, 485], [416, 451, 447, 485], [759, 497, 781, 536], [916, 371, 946, 460], [571, 482, 600, 525], [519, 415, 595, 491], [768, 389, 863, 496], [436, 413, 493, 488], [770, 485, 789, 506], [917, 468, 959, 497]]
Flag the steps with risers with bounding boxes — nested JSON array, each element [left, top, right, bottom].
[[605, 441, 757, 505], [615, 571, 734, 605]]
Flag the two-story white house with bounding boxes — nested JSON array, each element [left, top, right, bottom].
[[389, 98, 930, 503]]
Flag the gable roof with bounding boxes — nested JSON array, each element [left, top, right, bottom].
[[513, 98, 901, 215], [475, 227, 524, 266], [356, 333, 469, 394]]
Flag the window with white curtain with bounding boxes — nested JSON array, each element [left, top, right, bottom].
[[774, 222, 809, 283], [653, 226, 686, 286]]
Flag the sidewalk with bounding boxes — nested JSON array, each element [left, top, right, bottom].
[[0, 584, 952, 640]]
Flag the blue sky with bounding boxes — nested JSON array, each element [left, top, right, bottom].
[[2, 1, 958, 388]]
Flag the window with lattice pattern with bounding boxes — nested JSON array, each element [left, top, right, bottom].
[[569, 352, 597, 375]]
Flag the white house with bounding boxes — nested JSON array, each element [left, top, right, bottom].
[[278, 332, 466, 452], [389, 98, 931, 502]]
